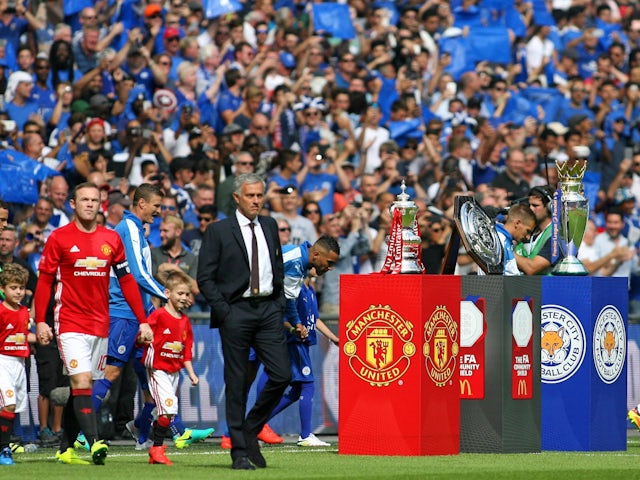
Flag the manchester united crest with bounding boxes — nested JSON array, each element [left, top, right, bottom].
[[343, 305, 415, 387], [101, 244, 112, 256], [424, 305, 459, 387]]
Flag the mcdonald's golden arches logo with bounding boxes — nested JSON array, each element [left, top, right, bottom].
[[460, 378, 472, 396], [517, 379, 528, 397]]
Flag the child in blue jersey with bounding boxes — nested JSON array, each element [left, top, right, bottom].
[[268, 268, 338, 446]]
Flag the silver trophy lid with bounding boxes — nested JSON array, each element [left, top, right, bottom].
[[392, 180, 414, 208]]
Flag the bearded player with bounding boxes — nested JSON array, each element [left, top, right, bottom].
[[34, 182, 152, 465]]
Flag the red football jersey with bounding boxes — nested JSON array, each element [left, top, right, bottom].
[[0, 303, 30, 358], [38, 222, 127, 337], [142, 308, 193, 373]]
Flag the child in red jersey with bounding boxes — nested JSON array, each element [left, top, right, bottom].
[[142, 270, 198, 465], [0, 264, 35, 465]]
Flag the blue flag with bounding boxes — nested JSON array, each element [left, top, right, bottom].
[[0, 150, 60, 204], [389, 119, 423, 147], [468, 27, 511, 64], [532, 0, 555, 26], [205, 0, 242, 19], [453, 5, 483, 29], [504, 5, 527, 38], [312, 4, 356, 40], [518, 87, 563, 123], [440, 35, 474, 80], [63, 0, 93, 16]]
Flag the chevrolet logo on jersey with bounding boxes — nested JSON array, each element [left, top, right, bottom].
[[162, 341, 184, 353], [7, 333, 25, 343], [74, 257, 108, 269]]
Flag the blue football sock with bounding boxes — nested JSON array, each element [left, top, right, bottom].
[[299, 382, 315, 439], [269, 383, 301, 420], [91, 379, 112, 413], [136, 402, 155, 442], [170, 413, 186, 437]]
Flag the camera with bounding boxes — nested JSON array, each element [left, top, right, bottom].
[[5, 1, 16, 14], [182, 105, 193, 115], [278, 185, 296, 195], [351, 194, 363, 208], [150, 174, 164, 182], [142, 129, 152, 139], [406, 70, 418, 81], [128, 127, 142, 136], [1, 120, 15, 132]]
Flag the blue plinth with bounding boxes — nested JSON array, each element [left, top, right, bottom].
[[541, 277, 627, 451]]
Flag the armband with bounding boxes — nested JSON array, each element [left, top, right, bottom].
[[114, 259, 131, 279]]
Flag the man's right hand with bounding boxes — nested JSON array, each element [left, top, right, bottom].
[[36, 322, 53, 345], [138, 323, 154, 344]]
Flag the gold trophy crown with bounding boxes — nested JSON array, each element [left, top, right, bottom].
[[556, 147, 588, 193]]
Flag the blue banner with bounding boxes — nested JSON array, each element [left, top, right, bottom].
[[532, 0, 555, 26], [0, 150, 60, 204], [63, 0, 93, 16], [312, 3, 356, 40], [468, 27, 511, 65], [518, 87, 564, 123]]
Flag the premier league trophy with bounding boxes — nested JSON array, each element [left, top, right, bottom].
[[380, 181, 425, 274], [552, 147, 589, 276]]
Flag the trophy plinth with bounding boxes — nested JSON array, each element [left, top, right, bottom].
[[552, 157, 589, 276]]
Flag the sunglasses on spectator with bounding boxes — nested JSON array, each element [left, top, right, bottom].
[[278, 227, 291, 232], [237, 161, 254, 166], [35, 64, 50, 70], [493, 86, 506, 92], [256, 28, 268, 34], [303, 209, 319, 214], [305, 111, 320, 117], [149, 13, 162, 19], [167, 36, 180, 42], [198, 216, 214, 222], [161, 205, 177, 212]]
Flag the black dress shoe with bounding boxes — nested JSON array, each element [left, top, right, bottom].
[[232, 456, 256, 470], [245, 432, 266, 468]]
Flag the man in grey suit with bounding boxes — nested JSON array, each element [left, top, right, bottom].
[[197, 173, 291, 470]]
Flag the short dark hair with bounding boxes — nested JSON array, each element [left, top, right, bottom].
[[315, 235, 340, 257], [133, 183, 164, 206]]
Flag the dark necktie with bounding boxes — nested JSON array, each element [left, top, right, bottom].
[[249, 222, 259, 295]]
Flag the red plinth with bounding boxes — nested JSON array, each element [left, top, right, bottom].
[[339, 275, 461, 456]]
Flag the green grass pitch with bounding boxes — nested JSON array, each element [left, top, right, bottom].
[[7, 435, 640, 480]]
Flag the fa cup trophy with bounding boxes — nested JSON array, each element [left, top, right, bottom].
[[380, 181, 425, 274], [552, 147, 589, 275]]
